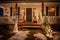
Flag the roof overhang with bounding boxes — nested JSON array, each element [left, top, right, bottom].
[[0, 0, 60, 3]]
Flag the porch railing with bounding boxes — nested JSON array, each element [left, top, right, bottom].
[[0, 16, 15, 24], [0, 16, 59, 25], [42, 16, 60, 24], [18, 16, 60, 24]]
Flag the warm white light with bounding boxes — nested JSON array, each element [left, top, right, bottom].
[[49, 7, 55, 12], [22, 9, 25, 12], [22, 3, 26, 5]]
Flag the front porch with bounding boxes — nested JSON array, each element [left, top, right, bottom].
[[0, 16, 60, 26]]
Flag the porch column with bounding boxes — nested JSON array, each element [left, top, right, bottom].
[[13, 3, 18, 33], [42, 1, 44, 16]]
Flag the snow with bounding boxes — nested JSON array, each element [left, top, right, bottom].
[[8, 30, 47, 40], [8, 30, 30, 40], [34, 33, 47, 40]]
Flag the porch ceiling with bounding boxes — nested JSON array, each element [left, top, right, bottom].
[[0, 0, 60, 3]]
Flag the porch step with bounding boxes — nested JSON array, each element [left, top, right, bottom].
[[18, 22, 41, 26], [21, 26, 40, 27], [18, 25, 42, 30]]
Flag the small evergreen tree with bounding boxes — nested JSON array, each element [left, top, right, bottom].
[[41, 17, 53, 37]]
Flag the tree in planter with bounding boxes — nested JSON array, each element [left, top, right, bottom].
[[41, 17, 53, 38]]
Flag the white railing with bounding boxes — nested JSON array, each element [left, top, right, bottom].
[[3, 16, 59, 25], [0, 16, 16, 24], [42, 16, 60, 24]]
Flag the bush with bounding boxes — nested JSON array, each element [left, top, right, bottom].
[[0, 24, 14, 35]]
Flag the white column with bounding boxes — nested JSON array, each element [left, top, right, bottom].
[[13, 16, 18, 33]]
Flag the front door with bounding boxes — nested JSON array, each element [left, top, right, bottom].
[[26, 8, 32, 22]]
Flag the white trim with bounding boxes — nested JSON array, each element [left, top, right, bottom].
[[0, 6, 4, 9]]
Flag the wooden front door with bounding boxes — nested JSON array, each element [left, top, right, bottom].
[[26, 8, 32, 22]]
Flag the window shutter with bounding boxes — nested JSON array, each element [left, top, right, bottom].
[[18, 7, 20, 20], [46, 6, 48, 16], [10, 7, 12, 16], [56, 6, 59, 16], [18, 7, 20, 15]]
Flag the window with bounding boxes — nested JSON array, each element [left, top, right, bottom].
[[0, 7, 3, 16], [10, 7, 20, 16], [46, 6, 59, 16]]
